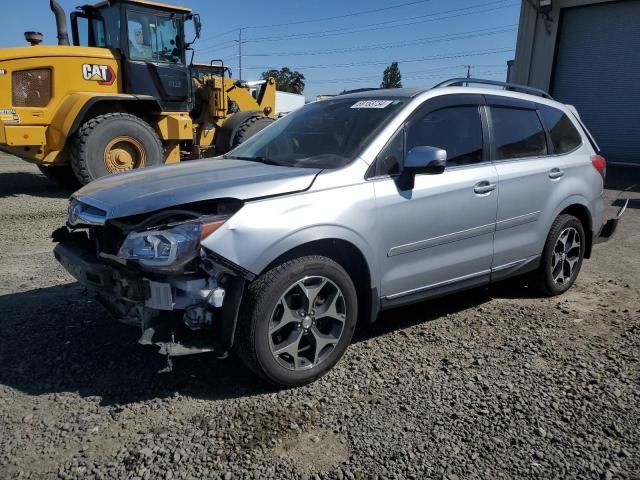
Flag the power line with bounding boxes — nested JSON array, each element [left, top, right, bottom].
[[196, 0, 437, 45], [198, 27, 239, 44], [241, 25, 517, 57], [243, 0, 434, 29], [246, 1, 517, 42], [311, 64, 506, 84], [321, 69, 507, 86], [224, 46, 514, 71]]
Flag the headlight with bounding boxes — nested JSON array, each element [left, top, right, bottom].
[[117, 217, 227, 268]]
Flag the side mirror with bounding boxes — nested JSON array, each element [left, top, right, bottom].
[[192, 14, 202, 39], [397, 146, 447, 190], [186, 14, 201, 47]]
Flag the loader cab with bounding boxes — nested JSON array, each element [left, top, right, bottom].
[[71, 0, 198, 111]]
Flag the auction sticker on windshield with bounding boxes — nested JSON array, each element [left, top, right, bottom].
[[351, 100, 394, 109]]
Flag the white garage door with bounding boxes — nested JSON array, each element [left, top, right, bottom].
[[551, 1, 640, 165]]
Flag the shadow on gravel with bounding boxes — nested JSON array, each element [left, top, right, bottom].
[[0, 171, 73, 199], [0, 284, 275, 406], [0, 279, 538, 405], [355, 277, 542, 342]]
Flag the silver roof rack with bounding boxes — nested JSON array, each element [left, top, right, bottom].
[[433, 78, 554, 100]]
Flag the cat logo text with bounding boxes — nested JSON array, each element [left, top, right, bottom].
[[82, 64, 116, 86]]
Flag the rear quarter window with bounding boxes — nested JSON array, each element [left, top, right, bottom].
[[539, 104, 582, 154]]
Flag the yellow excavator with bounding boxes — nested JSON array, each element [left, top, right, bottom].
[[0, 0, 276, 185]]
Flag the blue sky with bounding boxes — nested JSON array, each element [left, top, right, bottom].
[[1, 0, 521, 99]]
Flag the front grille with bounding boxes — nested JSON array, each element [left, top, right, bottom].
[[12, 69, 51, 107]]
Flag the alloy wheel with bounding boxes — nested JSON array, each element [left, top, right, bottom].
[[268, 276, 347, 371], [551, 227, 581, 285]]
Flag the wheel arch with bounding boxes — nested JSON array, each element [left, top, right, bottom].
[[559, 203, 594, 258], [56, 94, 163, 140], [261, 238, 379, 326], [548, 195, 594, 259]]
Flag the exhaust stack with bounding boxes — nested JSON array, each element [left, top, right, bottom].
[[50, 0, 70, 46]]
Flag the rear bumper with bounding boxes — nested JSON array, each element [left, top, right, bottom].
[[594, 198, 628, 244]]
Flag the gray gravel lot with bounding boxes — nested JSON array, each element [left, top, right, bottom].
[[0, 154, 638, 479]]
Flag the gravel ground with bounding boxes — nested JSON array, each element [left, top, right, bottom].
[[0, 154, 638, 480]]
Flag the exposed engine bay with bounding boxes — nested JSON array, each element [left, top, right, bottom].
[[52, 198, 250, 367]]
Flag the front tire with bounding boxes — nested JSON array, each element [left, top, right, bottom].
[[533, 214, 585, 296], [236, 256, 358, 387], [70, 113, 163, 185], [232, 116, 274, 148]]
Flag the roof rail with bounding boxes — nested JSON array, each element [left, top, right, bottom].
[[433, 78, 554, 100], [339, 87, 381, 95]]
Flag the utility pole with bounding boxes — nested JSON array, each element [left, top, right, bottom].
[[238, 28, 243, 80], [466, 65, 472, 79]]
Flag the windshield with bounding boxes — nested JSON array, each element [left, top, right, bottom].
[[226, 97, 408, 169]]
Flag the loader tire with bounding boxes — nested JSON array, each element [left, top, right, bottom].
[[70, 113, 163, 185], [37, 164, 80, 190], [232, 116, 274, 148]]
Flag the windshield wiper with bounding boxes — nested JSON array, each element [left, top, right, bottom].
[[224, 155, 287, 166]]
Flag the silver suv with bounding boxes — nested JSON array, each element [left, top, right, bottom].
[[54, 79, 624, 386]]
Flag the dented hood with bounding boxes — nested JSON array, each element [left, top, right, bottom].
[[73, 159, 321, 220]]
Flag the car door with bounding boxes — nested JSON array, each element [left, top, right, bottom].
[[371, 94, 499, 304], [486, 96, 564, 274]]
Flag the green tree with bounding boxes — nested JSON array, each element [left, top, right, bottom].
[[261, 67, 306, 94], [380, 62, 402, 89]]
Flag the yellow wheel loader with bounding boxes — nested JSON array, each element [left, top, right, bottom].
[[0, 0, 276, 185]]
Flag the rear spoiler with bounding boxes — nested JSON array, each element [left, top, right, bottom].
[[566, 104, 600, 152]]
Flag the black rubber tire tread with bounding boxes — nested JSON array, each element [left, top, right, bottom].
[[232, 116, 274, 147], [235, 255, 358, 387], [70, 113, 163, 185], [37, 164, 80, 189], [533, 214, 585, 297]]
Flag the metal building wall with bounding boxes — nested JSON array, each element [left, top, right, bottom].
[[551, 2, 640, 165], [511, 0, 640, 165]]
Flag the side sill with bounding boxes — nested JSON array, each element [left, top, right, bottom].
[[490, 255, 541, 283], [380, 273, 490, 310]]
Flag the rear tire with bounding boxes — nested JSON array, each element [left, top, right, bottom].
[[37, 164, 80, 189], [232, 116, 274, 148], [533, 214, 585, 296], [236, 256, 358, 387], [70, 113, 163, 185]]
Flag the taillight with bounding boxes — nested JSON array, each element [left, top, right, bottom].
[[591, 154, 606, 184]]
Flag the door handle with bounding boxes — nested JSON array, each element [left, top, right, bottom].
[[549, 167, 565, 179], [474, 181, 496, 195]]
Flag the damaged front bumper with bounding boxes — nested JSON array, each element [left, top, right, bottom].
[[53, 237, 247, 359], [595, 198, 629, 244]]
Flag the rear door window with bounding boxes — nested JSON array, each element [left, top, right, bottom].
[[538, 104, 582, 154], [490, 107, 547, 160]]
